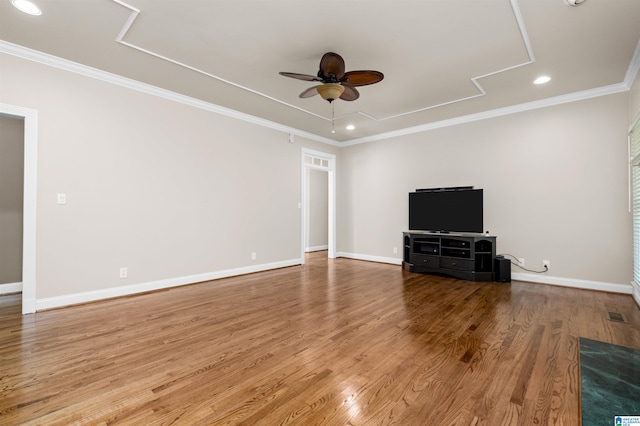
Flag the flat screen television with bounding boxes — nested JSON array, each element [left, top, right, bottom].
[[409, 188, 483, 233]]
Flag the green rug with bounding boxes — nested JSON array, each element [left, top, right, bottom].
[[580, 337, 640, 426]]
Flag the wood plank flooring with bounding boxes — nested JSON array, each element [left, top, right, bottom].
[[1, 252, 639, 425]]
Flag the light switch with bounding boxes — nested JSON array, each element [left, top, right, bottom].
[[57, 193, 66, 205]]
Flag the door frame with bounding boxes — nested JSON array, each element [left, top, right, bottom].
[[300, 148, 336, 263], [1, 103, 37, 314]]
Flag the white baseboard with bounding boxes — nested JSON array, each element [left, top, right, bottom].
[[36, 258, 302, 311], [305, 245, 328, 253], [337, 252, 633, 295], [29, 256, 638, 312], [336, 252, 403, 266], [0, 282, 22, 295], [511, 272, 633, 294]]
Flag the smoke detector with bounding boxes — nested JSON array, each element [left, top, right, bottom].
[[565, 0, 585, 6]]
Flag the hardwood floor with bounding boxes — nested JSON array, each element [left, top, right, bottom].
[[1, 252, 639, 425]]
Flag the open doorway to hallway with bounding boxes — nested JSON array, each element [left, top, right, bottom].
[[1, 103, 37, 314], [0, 115, 24, 298], [305, 168, 329, 255], [300, 148, 336, 263]]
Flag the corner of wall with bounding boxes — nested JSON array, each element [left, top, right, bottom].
[[633, 281, 640, 309]]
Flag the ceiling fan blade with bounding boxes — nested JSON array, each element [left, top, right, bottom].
[[299, 85, 321, 98], [341, 70, 384, 87], [340, 85, 360, 101], [319, 52, 345, 80], [279, 72, 322, 82]]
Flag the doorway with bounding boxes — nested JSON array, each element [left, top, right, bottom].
[[0, 104, 37, 314], [301, 148, 336, 263], [305, 168, 328, 254], [0, 115, 23, 297]]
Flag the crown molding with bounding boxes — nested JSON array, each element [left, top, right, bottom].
[[2, 36, 638, 148], [342, 33, 639, 145], [341, 82, 630, 146], [625, 38, 640, 89], [0, 40, 340, 147]]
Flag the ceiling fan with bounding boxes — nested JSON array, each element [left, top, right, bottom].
[[279, 52, 384, 103]]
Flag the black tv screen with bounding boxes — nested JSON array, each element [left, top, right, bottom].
[[409, 188, 483, 233]]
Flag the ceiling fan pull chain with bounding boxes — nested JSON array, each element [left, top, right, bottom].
[[331, 103, 336, 134]]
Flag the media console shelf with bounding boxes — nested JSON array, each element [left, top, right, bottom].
[[402, 231, 496, 281]]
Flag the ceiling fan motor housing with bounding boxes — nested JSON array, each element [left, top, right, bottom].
[[318, 71, 339, 83]]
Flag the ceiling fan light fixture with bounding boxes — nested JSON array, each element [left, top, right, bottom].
[[12, 0, 41, 15], [317, 84, 345, 103]]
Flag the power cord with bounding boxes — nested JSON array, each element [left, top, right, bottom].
[[498, 253, 549, 274]]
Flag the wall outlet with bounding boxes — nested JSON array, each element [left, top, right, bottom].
[[119, 267, 128, 278], [518, 258, 525, 267], [543, 260, 550, 269], [251, 252, 257, 261], [393, 247, 398, 255]]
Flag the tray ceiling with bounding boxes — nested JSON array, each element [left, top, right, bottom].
[[1, 0, 640, 143]]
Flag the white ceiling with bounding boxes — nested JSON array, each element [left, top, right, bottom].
[[2, 0, 640, 143]]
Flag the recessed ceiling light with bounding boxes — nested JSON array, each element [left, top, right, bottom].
[[346, 124, 355, 131], [12, 0, 42, 15], [534, 76, 551, 85]]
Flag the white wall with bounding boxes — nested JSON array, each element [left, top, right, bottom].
[[338, 93, 632, 286], [0, 115, 23, 285], [0, 53, 337, 304], [1, 48, 636, 307]]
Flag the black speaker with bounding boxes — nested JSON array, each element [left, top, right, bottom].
[[494, 256, 511, 283]]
